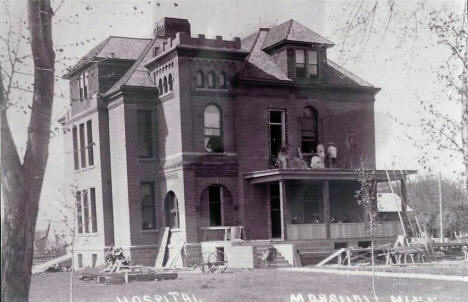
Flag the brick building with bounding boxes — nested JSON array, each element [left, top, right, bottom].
[[60, 17, 414, 269]]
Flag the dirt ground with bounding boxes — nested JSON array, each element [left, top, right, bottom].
[[30, 268, 468, 302]]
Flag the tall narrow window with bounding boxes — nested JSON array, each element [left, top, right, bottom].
[[301, 107, 319, 154], [308, 50, 318, 78], [295, 49, 306, 78], [141, 182, 156, 230], [165, 191, 180, 229], [83, 72, 88, 99], [90, 188, 97, 233], [158, 79, 163, 96], [76, 191, 83, 234], [163, 76, 168, 93], [207, 71, 215, 88], [82, 189, 89, 233], [86, 120, 94, 166], [79, 123, 86, 168], [219, 72, 226, 88], [208, 185, 222, 226], [269, 110, 286, 166], [137, 110, 153, 158], [72, 126, 79, 170], [196, 70, 204, 88], [168, 74, 173, 91], [204, 105, 223, 153], [78, 76, 83, 102]]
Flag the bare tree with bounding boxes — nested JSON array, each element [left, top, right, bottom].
[[336, 1, 468, 189], [1, 0, 55, 301]]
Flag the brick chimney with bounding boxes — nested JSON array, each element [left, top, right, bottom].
[[154, 17, 191, 38]]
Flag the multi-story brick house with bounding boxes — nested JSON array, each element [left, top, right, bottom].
[[60, 17, 415, 269]]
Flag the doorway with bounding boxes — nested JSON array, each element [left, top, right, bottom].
[[270, 184, 282, 238]]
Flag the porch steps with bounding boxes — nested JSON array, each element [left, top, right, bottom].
[[254, 245, 291, 268]]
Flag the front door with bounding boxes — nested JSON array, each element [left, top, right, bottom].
[[270, 184, 282, 238]]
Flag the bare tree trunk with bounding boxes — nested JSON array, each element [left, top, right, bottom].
[[1, 1, 55, 301], [462, 5, 468, 191]]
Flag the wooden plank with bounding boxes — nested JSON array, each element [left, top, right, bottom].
[[316, 248, 346, 267], [155, 227, 170, 268], [164, 240, 184, 268]]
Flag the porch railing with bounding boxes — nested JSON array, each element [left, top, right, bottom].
[[200, 226, 244, 242], [287, 224, 327, 240], [330, 222, 366, 239], [374, 221, 403, 237]]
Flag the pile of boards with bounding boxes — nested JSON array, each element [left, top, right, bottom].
[[78, 265, 178, 285]]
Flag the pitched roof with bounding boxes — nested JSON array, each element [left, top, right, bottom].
[[103, 39, 157, 98], [240, 29, 290, 81], [262, 19, 334, 50], [324, 60, 374, 87], [63, 36, 151, 78]]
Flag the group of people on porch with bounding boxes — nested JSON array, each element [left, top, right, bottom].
[[290, 213, 362, 224], [275, 144, 338, 169]]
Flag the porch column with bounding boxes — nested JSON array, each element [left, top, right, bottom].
[[279, 180, 288, 240], [323, 181, 330, 239]]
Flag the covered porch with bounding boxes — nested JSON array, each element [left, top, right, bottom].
[[244, 169, 416, 242]]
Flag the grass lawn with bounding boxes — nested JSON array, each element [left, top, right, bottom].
[[322, 260, 468, 276], [30, 268, 468, 302]]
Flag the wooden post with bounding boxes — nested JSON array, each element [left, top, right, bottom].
[[438, 172, 444, 243], [279, 180, 288, 241], [323, 181, 330, 239]]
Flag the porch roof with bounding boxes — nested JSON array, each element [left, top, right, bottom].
[[244, 168, 417, 184]]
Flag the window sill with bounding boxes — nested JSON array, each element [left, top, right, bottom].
[[138, 157, 156, 162], [77, 232, 99, 237], [141, 229, 159, 233], [74, 165, 96, 173], [170, 228, 181, 232]]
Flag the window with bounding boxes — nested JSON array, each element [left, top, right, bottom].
[[92, 254, 97, 268], [86, 120, 94, 166], [301, 107, 319, 154], [207, 71, 215, 88], [141, 182, 156, 230], [295, 49, 306, 78], [83, 189, 89, 233], [78, 254, 83, 268], [308, 50, 318, 78], [208, 185, 222, 226], [204, 105, 223, 152], [168, 74, 173, 91], [76, 191, 83, 234], [158, 79, 163, 96], [269, 110, 286, 166], [196, 71, 204, 87], [219, 72, 226, 88], [79, 72, 88, 101], [163, 76, 168, 93], [165, 191, 179, 228], [90, 188, 97, 233], [72, 126, 79, 170], [137, 110, 153, 158], [79, 123, 86, 168]]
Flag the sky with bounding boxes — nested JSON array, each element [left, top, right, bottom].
[[1, 0, 465, 230]]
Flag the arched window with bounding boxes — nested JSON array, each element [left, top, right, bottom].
[[168, 74, 173, 91], [163, 76, 168, 93], [207, 71, 215, 88], [158, 79, 163, 96], [164, 191, 179, 229], [219, 72, 226, 88], [301, 106, 319, 154], [196, 70, 204, 88], [204, 105, 223, 153]]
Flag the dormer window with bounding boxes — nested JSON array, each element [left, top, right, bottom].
[[293, 48, 319, 79], [79, 72, 89, 101], [308, 50, 318, 78], [295, 50, 306, 78]]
